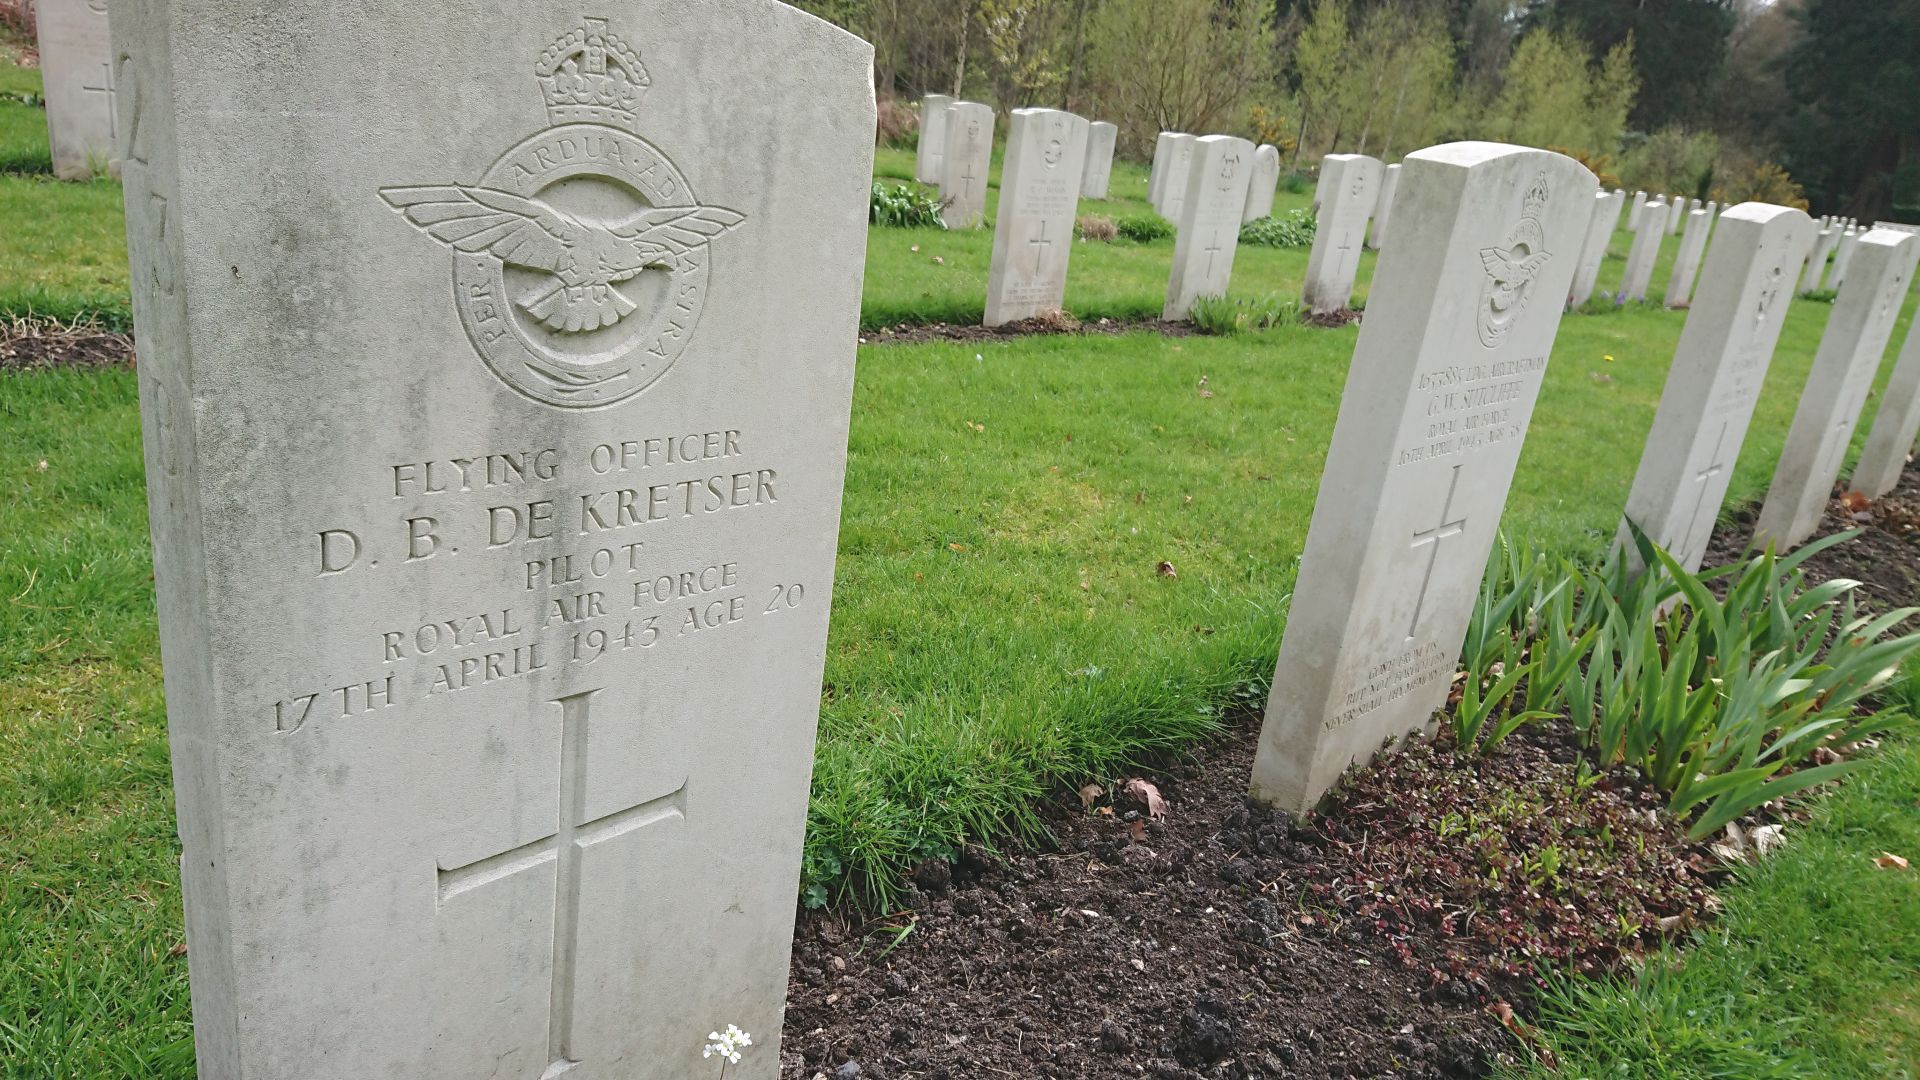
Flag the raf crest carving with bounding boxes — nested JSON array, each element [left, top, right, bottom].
[[1477, 173, 1552, 349], [381, 16, 744, 408]]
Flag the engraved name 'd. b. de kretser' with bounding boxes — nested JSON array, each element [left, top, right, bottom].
[[381, 16, 745, 409]]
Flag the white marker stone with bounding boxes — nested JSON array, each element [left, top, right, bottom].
[[985, 108, 1089, 327], [117, 5, 873, 1077], [939, 101, 995, 229], [1668, 197, 1687, 234], [1081, 120, 1117, 200], [1163, 135, 1254, 319], [1249, 143, 1596, 813], [1620, 198, 1666, 302], [1620, 204, 1815, 571], [1754, 229, 1920, 549], [915, 93, 953, 184], [1148, 131, 1177, 207], [35, 0, 119, 179], [1853, 318, 1920, 498], [1301, 153, 1383, 315], [1367, 162, 1401, 250], [1664, 207, 1713, 308], [1568, 188, 1626, 308], [1241, 143, 1281, 223], [1830, 227, 1862, 289], [1158, 133, 1198, 222], [1801, 226, 1840, 294], [1628, 190, 1647, 229]]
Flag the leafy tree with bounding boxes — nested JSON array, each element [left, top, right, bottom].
[[1484, 29, 1637, 159], [1778, 0, 1920, 219], [1085, 0, 1278, 155], [1290, 0, 1351, 163], [1523, 0, 1737, 132]]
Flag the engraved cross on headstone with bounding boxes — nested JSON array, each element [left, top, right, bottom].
[[1407, 464, 1467, 638], [435, 689, 687, 1080], [1677, 421, 1731, 557], [1333, 230, 1357, 284], [1029, 220, 1053, 276], [83, 62, 118, 135], [1204, 228, 1227, 278]]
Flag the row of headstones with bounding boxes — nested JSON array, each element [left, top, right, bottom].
[[1250, 146, 1920, 817], [1146, 131, 1284, 227], [33, 0, 117, 180], [109, 6, 1920, 1076]]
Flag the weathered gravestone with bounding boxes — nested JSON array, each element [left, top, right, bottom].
[[1301, 153, 1383, 315], [1081, 120, 1117, 200], [939, 101, 994, 229], [1663, 207, 1713, 308], [1568, 188, 1625, 308], [1829, 227, 1862, 289], [985, 108, 1089, 327], [1164, 135, 1254, 320], [915, 93, 953, 184], [1148, 131, 1177, 207], [1620, 198, 1666, 301], [1620, 203, 1815, 572], [1668, 197, 1688, 234], [1249, 143, 1596, 813], [1754, 229, 1920, 550], [1158, 133, 1198, 222], [1242, 143, 1281, 223], [1367, 162, 1401, 251], [1801, 225, 1840, 294], [36, 0, 119, 179], [117, 4, 873, 1077], [1852, 316, 1920, 498], [1628, 189, 1646, 229]]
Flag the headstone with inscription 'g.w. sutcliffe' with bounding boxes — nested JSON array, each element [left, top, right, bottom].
[[36, 0, 119, 179], [118, 4, 873, 1078], [1249, 143, 1596, 814]]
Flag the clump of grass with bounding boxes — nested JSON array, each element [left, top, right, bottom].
[[869, 182, 945, 229], [1075, 214, 1117, 242], [1279, 170, 1313, 195], [1239, 208, 1315, 248], [1188, 292, 1295, 335], [1115, 213, 1173, 243]]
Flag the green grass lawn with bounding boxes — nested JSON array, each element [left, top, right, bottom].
[[6, 40, 1920, 1074], [1501, 733, 1920, 1080]]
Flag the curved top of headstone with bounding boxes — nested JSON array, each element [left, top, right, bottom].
[[1719, 201, 1811, 228]]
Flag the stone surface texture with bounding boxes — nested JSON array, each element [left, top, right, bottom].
[[1850, 316, 1920, 498], [984, 108, 1089, 327], [1755, 229, 1920, 549], [1367, 162, 1401, 250], [1620, 203, 1815, 572], [1663, 208, 1713, 308], [1081, 121, 1117, 200], [914, 93, 953, 184], [117, 4, 874, 1078], [1801, 226, 1840, 294], [1250, 143, 1596, 814], [939, 101, 994, 229], [1620, 198, 1666, 301], [1241, 143, 1281, 223], [35, 0, 119, 179], [1301, 153, 1384, 315], [1568, 189, 1625, 308], [1163, 135, 1254, 320]]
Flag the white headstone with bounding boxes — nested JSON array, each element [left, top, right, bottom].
[[939, 101, 995, 229], [1801, 226, 1840, 294], [1852, 317, 1920, 498], [1829, 227, 1862, 289], [1620, 204, 1815, 571], [1568, 189, 1626, 308], [1248, 144, 1596, 813], [1664, 208, 1713, 308], [1667, 197, 1687, 234], [1242, 143, 1281, 223], [1754, 229, 1920, 549], [1148, 131, 1178, 208], [1620, 197, 1667, 302], [35, 0, 119, 180], [1628, 190, 1647, 229], [985, 108, 1089, 327], [117, 5, 874, 1077], [1367, 162, 1402, 250], [1081, 120, 1117, 200], [1158, 133, 1198, 221], [1301, 153, 1384, 315], [915, 93, 954, 184], [1163, 135, 1255, 320]]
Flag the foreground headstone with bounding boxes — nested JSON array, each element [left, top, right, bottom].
[[1754, 229, 1920, 549], [1620, 197, 1666, 301], [915, 93, 954, 184], [1664, 207, 1713, 308], [1242, 143, 1281, 223], [119, 5, 873, 1077], [1568, 188, 1626, 308], [1620, 203, 1815, 571], [1367, 162, 1401, 250], [985, 108, 1089, 327], [36, 0, 118, 179], [1164, 135, 1254, 319], [1158, 133, 1198, 222], [939, 101, 994, 229], [1800, 226, 1840, 294], [1301, 153, 1383, 315], [1249, 143, 1595, 813], [1081, 121, 1117, 199], [1850, 317, 1920, 497]]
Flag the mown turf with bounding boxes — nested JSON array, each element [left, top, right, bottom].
[[1500, 733, 1920, 1080]]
